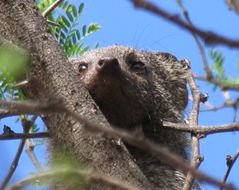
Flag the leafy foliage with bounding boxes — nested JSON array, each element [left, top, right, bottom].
[[209, 49, 239, 86], [0, 0, 101, 99], [30, 149, 88, 189], [0, 1, 100, 189], [0, 0, 100, 98], [210, 49, 226, 79], [0, 44, 28, 100], [37, 0, 101, 56], [0, 0, 101, 148]]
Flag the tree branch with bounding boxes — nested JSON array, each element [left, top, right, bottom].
[[25, 138, 44, 171], [220, 149, 239, 190], [42, 0, 63, 18], [0, 139, 26, 189], [225, 0, 239, 15], [0, 120, 32, 189], [130, 0, 239, 48], [163, 122, 239, 136], [202, 98, 239, 112], [176, 0, 212, 78], [181, 59, 202, 190], [0, 99, 235, 190], [24, 116, 44, 171], [194, 75, 239, 91], [0, 132, 50, 140], [7, 169, 138, 190]]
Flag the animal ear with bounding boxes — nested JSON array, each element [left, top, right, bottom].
[[154, 51, 188, 111], [154, 52, 178, 63]]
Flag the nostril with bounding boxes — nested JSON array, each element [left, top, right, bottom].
[[98, 59, 106, 67], [97, 57, 120, 73], [98, 59, 105, 67]]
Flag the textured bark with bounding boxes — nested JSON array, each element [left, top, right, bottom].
[[0, 0, 152, 189]]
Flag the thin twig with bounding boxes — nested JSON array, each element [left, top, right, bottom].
[[163, 122, 239, 136], [194, 75, 239, 91], [0, 99, 235, 190], [42, 0, 63, 18], [0, 109, 31, 119], [202, 98, 239, 112], [0, 132, 50, 140], [46, 19, 61, 27], [176, 0, 212, 77], [0, 140, 26, 189], [7, 169, 138, 190], [14, 80, 29, 87], [25, 116, 44, 171], [186, 63, 201, 124], [220, 149, 239, 190], [25, 139, 44, 171], [0, 120, 31, 189], [225, 0, 239, 15], [182, 59, 202, 190], [130, 0, 239, 48]]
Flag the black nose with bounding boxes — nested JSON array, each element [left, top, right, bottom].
[[97, 57, 120, 73]]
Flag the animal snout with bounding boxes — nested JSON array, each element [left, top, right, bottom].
[[97, 57, 120, 74]]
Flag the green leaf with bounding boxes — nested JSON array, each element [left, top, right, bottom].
[[80, 45, 89, 54], [40, 0, 100, 57], [59, 31, 66, 45], [61, 16, 71, 28], [87, 23, 101, 34], [60, 31, 66, 40], [60, 1, 69, 10], [71, 33, 77, 44], [82, 25, 86, 36], [78, 3, 84, 15], [68, 4, 77, 18], [209, 49, 225, 77], [94, 43, 99, 49], [177, 0, 182, 5], [76, 30, 81, 40], [0, 45, 28, 81]]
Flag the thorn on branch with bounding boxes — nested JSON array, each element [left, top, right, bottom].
[[181, 58, 191, 69], [197, 133, 206, 139], [200, 93, 209, 103], [197, 155, 204, 163], [21, 119, 33, 132], [220, 149, 239, 190], [226, 155, 233, 167], [14, 80, 29, 87], [3, 125, 15, 134]]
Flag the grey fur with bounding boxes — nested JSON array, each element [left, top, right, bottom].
[[70, 45, 199, 189]]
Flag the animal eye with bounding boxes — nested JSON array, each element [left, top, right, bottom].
[[78, 63, 88, 75], [130, 61, 147, 74]]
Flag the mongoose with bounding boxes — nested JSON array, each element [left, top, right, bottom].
[[70, 45, 199, 189]]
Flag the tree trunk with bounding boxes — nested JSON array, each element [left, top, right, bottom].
[[0, 0, 152, 189]]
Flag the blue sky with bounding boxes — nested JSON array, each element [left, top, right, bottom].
[[1, 0, 239, 190]]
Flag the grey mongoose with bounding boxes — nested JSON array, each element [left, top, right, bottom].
[[71, 45, 200, 189]]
